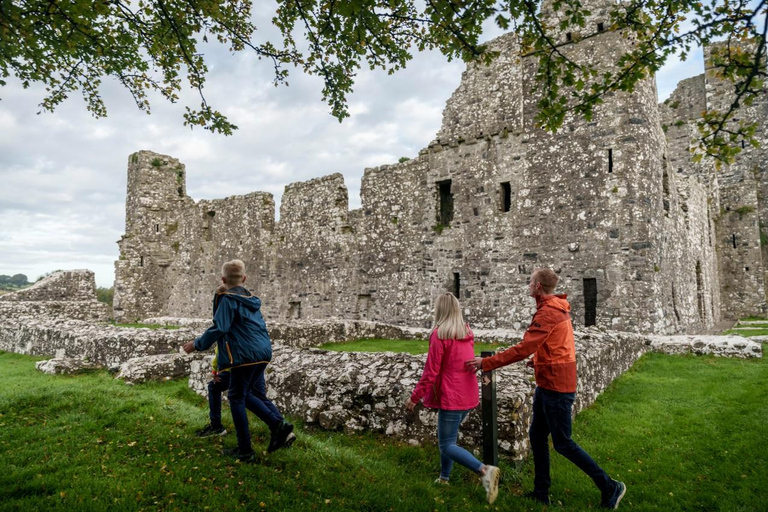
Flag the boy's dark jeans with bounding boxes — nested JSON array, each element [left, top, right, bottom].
[[530, 387, 612, 496], [228, 364, 283, 454], [207, 372, 231, 429]]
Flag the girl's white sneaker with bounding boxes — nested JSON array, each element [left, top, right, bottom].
[[480, 465, 500, 504]]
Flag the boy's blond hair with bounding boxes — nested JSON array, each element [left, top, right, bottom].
[[433, 293, 468, 341], [222, 259, 246, 287]]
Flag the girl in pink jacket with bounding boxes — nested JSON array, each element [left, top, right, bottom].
[[405, 293, 500, 504]]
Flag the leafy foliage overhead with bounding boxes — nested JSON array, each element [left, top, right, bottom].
[[1, 0, 765, 159]]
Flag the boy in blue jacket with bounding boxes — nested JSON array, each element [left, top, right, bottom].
[[184, 260, 294, 461]]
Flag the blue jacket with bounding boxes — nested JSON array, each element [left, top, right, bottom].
[[194, 286, 272, 370]]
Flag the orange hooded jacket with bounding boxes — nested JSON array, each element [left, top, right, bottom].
[[481, 294, 577, 393]]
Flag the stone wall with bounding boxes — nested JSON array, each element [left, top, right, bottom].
[[0, 319, 192, 368], [187, 329, 760, 459], [0, 270, 109, 322]]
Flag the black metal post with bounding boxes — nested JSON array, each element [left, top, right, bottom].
[[481, 351, 498, 466]]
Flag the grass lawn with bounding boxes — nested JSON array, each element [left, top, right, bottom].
[[1, 347, 766, 511], [318, 338, 508, 355], [723, 325, 768, 336]]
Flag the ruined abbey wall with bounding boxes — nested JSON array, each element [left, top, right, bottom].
[[113, 4, 767, 331]]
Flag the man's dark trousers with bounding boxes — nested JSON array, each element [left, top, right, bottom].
[[529, 386, 612, 496]]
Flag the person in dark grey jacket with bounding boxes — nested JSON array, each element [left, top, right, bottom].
[[183, 260, 294, 461]]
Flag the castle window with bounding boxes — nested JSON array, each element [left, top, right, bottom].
[[597, 22, 605, 32], [732, 234, 737, 249], [206, 211, 215, 241], [583, 278, 597, 326], [139, 256, 144, 268], [288, 301, 302, 320], [436, 179, 454, 226], [155, 224, 159, 233], [662, 168, 670, 212], [696, 261, 704, 320], [453, 272, 461, 299], [742, 140, 746, 149], [500, 182, 512, 212], [566, 32, 572, 42], [357, 294, 372, 320], [608, 148, 614, 173]]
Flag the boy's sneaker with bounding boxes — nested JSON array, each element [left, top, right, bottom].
[[195, 424, 227, 438], [524, 491, 551, 505], [480, 465, 500, 504], [267, 420, 294, 453], [223, 447, 256, 463], [602, 480, 626, 509]]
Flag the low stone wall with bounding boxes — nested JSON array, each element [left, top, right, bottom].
[[0, 300, 109, 322], [0, 270, 100, 302], [646, 335, 764, 357], [187, 330, 648, 459], [0, 269, 110, 322], [116, 352, 207, 384], [0, 319, 193, 368], [144, 317, 524, 348]]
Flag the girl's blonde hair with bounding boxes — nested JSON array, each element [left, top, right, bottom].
[[433, 293, 468, 340]]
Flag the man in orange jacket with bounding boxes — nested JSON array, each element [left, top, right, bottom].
[[467, 268, 626, 509]]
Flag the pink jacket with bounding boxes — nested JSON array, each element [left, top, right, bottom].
[[410, 327, 480, 410]]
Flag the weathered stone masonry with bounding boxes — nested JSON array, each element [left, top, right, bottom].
[[114, 0, 767, 330]]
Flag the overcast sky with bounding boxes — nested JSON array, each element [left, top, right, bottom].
[[0, 10, 706, 288]]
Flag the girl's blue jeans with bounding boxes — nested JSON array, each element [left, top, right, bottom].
[[437, 409, 483, 480]]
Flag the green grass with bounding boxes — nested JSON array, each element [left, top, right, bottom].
[[110, 322, 181, 330], [1, 347, 766, 511], [739, 315, 766, 321], [725, 328, 768, 336], [318, 338, 508, 355]]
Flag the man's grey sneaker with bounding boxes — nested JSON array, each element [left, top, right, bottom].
[[222, 447, 256, 463], [195, 424, 227, 437], [602, 480, 626, 509], [434, 477, 449, 485], [480, 465, 500, 504], [268, 420, 294, 453], [523, 491, 551, 505]]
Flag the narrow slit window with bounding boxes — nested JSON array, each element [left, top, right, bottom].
[[206, 211, 215, 241], [139, 256, 144, 268], [608, 148, 614, 173], [453, 272, 461, 299], [436, 180, 454, 226], [696, 261, 704, 319], [583, 278, 597, 327], [155, 224, 159, 233], [500, 182, 511, 212], [732, 234, 737, 249]]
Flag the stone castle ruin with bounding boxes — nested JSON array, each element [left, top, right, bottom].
[[113, 3, 768, 334]]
